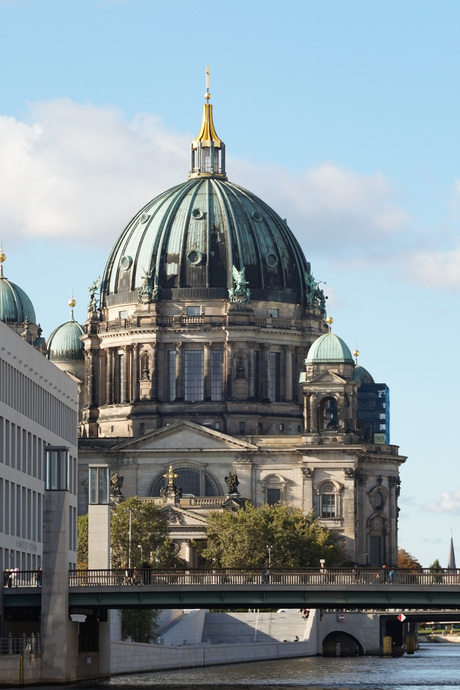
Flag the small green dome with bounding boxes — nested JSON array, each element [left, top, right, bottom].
[[353, 364, 374, 385], [0, 276, 36, 324], [47, 317, 84, 362], [305, 332, 354, 364]]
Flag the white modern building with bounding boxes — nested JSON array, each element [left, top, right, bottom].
[[0, 317, 79, 574]]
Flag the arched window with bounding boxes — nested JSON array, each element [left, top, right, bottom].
[[319, 396, 338, 430], [152, 466, 221, 497], [315, 480, 343, 520]]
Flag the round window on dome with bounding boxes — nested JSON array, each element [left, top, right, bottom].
[[187, 250, 205, 266], [139, 212, 150, 224], [120, 256, 133, 271], [252, 211, 262, 221], [265, 253, 278, 268], [191, 208, 204, 219]]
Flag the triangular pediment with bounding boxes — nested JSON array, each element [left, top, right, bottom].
[[306, 370, 348, 385], [159, 505, 210, 526], [113, 421, 258, 452]]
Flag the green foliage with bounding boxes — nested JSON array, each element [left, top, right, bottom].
[[111, 497, 184, 568], [77, 513, 88, 568], [120, 609, 160, 643], [201, 503, 344, 568], [429, 558, 442, 571]]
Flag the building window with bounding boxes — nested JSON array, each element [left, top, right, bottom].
[[321, 493, 336, 518], [152, 467, 220, 497], [267, 488, 281, 505], [185, 351, 204, 401], [119, 310, 127, 319], [268, 308, 279, 318], [167, 350, 176, 401], [239, 422, 245, 434], [187, 306, 201, 316], [268, 351, 281, 402], [211, 350, 222, 401]]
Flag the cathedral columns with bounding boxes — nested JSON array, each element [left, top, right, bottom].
[[157, 343, 165, 401], [150, 343, 158, 400], [121, 345, 131, 404], [203, 341, 212, 401], [285, 345, 293, 402], [225, 342, 233, 399], [131, 344, 140, 402], [261, 344, 270, 402], [105, 349, 113, 405], [175, 342, 184, 401]]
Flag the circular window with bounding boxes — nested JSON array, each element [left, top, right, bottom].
[[192, 208, 204, 219], [139, 212, 150, 224], [252, 211, 262, 221], [120, 255, 133, 271], [265, 253, 278, 268], [187, 250, 205, 266]]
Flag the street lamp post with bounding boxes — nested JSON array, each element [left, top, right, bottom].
[[267, 545, 273, 567]]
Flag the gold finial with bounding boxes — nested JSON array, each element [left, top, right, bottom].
[[353, 348, 359, 364], [325, 315, 333, 332], [0, 247, 5, 278], [68, 294, 77, 309], [164, 464, 178, 487], [205, 65, 211, 101]]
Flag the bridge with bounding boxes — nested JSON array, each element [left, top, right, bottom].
[[4, 567, 460, 611]]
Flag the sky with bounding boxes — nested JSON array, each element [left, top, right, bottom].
[[0, 0, 459, 567]]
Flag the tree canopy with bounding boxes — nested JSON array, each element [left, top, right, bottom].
[[200, 503, 344, 568], [77, 497, 184, 568], [397, 548, 423, 571]]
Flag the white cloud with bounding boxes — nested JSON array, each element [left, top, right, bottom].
[[404, 246, 460, 289], [425, 490, 460, 514], [0, 100, 189, 246], [0, 98, 410, 262]]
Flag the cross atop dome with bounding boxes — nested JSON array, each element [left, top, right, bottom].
[[189, 66, 227, 179]]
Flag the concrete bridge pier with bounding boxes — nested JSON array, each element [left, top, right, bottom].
[[41, 486, 79, 683]]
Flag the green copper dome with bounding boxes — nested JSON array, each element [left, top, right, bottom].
[[47, 315, 84, 362], [305, 332, 354, 364], [100, 91, 315, 309], [353, 364, 374, 385], [0, 274, 36, 324], [101, 178, 311, 307]]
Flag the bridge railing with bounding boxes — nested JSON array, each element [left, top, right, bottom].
[[4, 567, 460, 588], [64, 567, 460, 587]]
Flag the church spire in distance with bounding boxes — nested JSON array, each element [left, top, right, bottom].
[[189, 66, 227, 179]]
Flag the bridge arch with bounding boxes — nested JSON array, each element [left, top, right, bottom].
[[322, 631, 364, 657]]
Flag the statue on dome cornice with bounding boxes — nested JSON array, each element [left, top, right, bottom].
[[138, 266, 156, 303], [229, 265, 250, 303], [304, 271, 327, 316], [225, 471, 240, 495], [88, 277, 100, 313]]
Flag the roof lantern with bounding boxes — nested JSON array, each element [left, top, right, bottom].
[[189, 66, 226, 179]]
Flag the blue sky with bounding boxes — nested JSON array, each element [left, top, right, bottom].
[[1, 0, 459, 567]]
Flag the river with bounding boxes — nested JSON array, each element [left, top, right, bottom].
[[74, 642, 460, 689]]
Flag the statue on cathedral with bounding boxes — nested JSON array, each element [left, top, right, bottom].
[[110, 473, 124, 498], [225, 471, 240, 495], [229, 265, 251, 303], [88, 277, 100, 313], [304, 271, 327, 316], [138, 266, 155, 304]]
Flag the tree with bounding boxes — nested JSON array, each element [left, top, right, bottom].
[[120, 609, 160, 643], [77, 498, 184, 570], [200, 503, 344, 568], [429, 558, 442, 571], [397, 548, 422, 571], [77, 513, 88, 568], [111, 497, 183, 568]]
